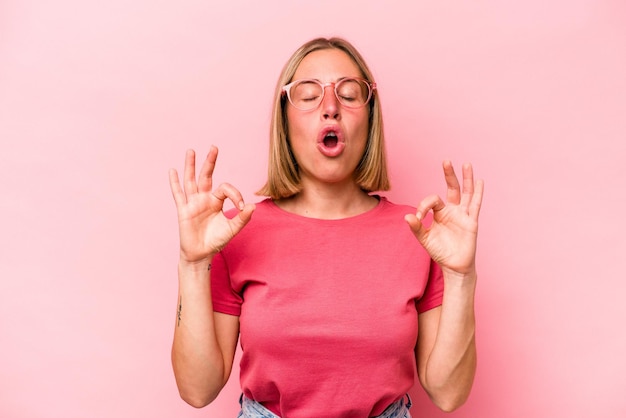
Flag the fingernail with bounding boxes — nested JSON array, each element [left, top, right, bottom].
[[238, 201, 245, 210], [416, 211, 422, 220]]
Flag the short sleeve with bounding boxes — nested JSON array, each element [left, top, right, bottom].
[[210, 251, 243, 316], [415, 259, 444, 314]]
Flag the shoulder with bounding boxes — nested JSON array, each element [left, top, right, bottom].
[[376, 196, 435, 227], [374, 196, 416, 222], [222, 198, 287, 245], [377, 196, 415, 213], [223, 198, 276, 220]]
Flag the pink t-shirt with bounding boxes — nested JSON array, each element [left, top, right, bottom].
[[211, 197, 443, 418]]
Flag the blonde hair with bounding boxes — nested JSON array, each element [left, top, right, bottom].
[[257, 37, 390, 199]]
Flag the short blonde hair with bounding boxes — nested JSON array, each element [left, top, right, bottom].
[[257, 37, 390, 199]]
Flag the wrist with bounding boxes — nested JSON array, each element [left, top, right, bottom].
[[442, 267, 478, 287], [178, 255, 214, 272]]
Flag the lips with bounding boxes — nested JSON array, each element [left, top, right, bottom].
[[317, 125, 346, 157]]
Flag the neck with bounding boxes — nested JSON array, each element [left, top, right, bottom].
[[276, 180, 379, 219]]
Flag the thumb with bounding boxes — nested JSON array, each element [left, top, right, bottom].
[[229, 203, 256, 233]]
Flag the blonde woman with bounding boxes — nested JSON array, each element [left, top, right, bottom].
[[169, 37, 483, 418]]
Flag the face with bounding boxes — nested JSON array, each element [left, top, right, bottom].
[[286, 48, 370, 189]]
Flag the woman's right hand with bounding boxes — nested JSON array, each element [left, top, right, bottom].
[[169, 146, 255, 264]]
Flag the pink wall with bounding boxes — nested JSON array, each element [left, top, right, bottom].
[[1, 1, 625, 417]]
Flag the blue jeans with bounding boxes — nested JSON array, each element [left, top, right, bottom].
[[237, 394, 412, 418]]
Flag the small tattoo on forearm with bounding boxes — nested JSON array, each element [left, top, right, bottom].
[[177, 296, 182, 327], [208, 263, 212, 271]]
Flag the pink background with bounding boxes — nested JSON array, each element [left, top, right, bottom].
[[1, 1, 625, 417]]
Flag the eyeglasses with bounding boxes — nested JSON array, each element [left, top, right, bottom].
[[282, 77, 376, 111]]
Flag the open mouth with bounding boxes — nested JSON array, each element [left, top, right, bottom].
[[323, 131, 339, 148], [317, 126, 345, 157]]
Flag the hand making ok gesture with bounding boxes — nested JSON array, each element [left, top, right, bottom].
[[169, 146, 255, 263], [405, 161, 484, 277]]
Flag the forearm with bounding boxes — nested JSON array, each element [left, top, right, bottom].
[[171, 257, 226, 407], [421, 270, 477, 411]]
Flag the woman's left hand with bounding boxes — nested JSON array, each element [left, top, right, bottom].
[[405, 161, 484, 276]]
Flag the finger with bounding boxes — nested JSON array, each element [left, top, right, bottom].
[[416, 194, 446, 220], [211, 183, 247, 211], [197, 145, 218, 193], [469, 179, 484, 221], [443, 160, 461, 205], [460, 163, 475, 209], [168, 168, 186, 206], [183, 149, 198, 195], [404, 213, 427, 242]]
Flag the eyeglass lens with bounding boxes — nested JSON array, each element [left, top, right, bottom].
[[290, 79, 370, 110]]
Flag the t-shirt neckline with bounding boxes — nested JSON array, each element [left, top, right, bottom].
[[264, 195, 388, 224]]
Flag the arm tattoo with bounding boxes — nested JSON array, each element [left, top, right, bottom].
[[177, 296, 182, 327], [177, 264, 210, 327]]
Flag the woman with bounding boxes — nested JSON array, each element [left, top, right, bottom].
[[169, 37, 483, 418]]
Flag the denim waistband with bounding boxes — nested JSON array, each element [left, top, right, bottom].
[[238, 394, 412, 418], [376, 394, 412, 418]]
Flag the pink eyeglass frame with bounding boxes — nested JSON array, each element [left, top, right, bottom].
[[281, 77, 377, 110]]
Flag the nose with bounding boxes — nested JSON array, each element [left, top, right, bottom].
[[321, 84, 340, 120]]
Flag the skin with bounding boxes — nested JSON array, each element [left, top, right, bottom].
[[169, 49, 484, 412], [407, 161, 483, 411], [277, 49, 378, 219], [169, 147, 252, 407]]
